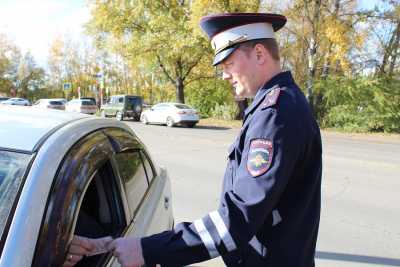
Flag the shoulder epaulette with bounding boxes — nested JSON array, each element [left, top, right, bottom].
[[262, 87, 281, 109]]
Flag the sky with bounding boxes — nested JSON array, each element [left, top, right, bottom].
[[0, 0, 90, 67], [0, 0, 386, 68]]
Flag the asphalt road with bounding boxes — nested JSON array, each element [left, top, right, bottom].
[[126, 121, 400, 267]]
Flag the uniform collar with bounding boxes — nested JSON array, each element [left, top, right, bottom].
[[243, 71, 294, 121]]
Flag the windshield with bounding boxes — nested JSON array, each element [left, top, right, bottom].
[[82, 100, 95, 106], [174, 104, 192, 109], [0, 151, 31, 239], [49, 101, 63, 105]]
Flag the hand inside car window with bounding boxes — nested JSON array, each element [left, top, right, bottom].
[[63, 235, 113, 267]]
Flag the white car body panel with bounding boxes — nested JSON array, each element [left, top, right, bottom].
[[0, 108, 174, 266]]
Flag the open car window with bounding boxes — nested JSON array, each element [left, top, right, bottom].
[[33, 131, 128, 267], [73, 161, 126, 267]]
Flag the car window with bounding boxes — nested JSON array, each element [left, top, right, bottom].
[[114, 151, 148, 216], [126, 97, 142, 105], [140, 151, 155, 183], [118, 97, 123, 103], [33, 131, 126, 267], [73, 162, 126, 267], [0, 151, 31, 243], [49, 101, 63, 105], [174, 104, 191, 109], [82, 100, 93, 106]]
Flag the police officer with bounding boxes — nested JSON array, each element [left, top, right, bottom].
[[108, 12, 323, 267]]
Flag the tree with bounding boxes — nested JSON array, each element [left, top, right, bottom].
[[0, 33, 21, 95], [376, 1, 400, 77], [87, 0, 212, 104], [281, 0, 365, 112], [16, 52, 45, 98]]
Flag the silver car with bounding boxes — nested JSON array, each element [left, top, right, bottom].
[[141, 102, 200, 128], [0, 105, 173, 266], [1, 97, 31, 106]]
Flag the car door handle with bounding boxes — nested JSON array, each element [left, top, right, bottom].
[[164, 196, 170, 209]]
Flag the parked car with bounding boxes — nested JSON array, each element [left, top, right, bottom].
[[0, 97, 9, 103], [66, 99, 98, 115], [141, 102, 199, 127], [80, 97, 96, 105], [100, 95, 143, 121], [33, 99, 66, 110], [1, 97, 30, 106], [0, 105, 174, 266], [52, 98, 68, 105]]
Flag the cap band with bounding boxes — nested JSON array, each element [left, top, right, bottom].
[[211, 22, 275, 54]]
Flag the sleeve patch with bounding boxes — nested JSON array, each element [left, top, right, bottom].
[[262, 87, 280, 108], [247, 139, 273, 177]]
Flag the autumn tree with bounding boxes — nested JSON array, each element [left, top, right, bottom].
[[0, 33, 21, 95], [87, 0, 212, 103], [280, 0, 366, 112], [375, 1, 400, 77], [15, 52, 46, 98]]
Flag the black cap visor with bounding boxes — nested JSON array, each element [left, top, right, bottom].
[[213, 45, 239, 66]]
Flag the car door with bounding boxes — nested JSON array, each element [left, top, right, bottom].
[[32, 130, 129, 267], [103, 129, 173, 266], [146, 104, 159, 123], [153, 104, 167, 123], [107, 96, 118, 116]]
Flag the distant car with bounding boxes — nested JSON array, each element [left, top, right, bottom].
[[140, 102, 199, 127], [100, 95, 143, 121], [0, 105, 174, 266], [0, 97, 9, 103], [33, 99, 65, 110], [1, 97, 30, 106], [80, 97, 96, 105], [52, 98, 68, 105], [66, 99, 98, 115]]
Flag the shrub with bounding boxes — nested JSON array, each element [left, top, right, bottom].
[[315, 76, 400, 133], [211, 103, 238, 120]]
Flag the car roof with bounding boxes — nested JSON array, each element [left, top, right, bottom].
[[0, 106, 89, 152], [156, 102, 192, 107]]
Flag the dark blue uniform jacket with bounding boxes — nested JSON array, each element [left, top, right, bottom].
[[142, 71, 322, 267]]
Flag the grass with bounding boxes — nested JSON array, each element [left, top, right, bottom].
[[198, 117, 242, 129]]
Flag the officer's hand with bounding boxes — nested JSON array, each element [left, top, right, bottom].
[[63, 235, 94, 266], [108, 236, 145, 267]]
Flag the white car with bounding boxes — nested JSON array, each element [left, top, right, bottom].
[[141, 102, 199, 127], [66, 99, 98, 114], [0, 97, 9, 103], [0, 105, 174, 266], [1, 97, 30, 106], [33, 99, 66, 110]]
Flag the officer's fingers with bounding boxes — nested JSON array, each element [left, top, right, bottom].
[[70, 254, 83, 265], [69, 243, 90, 255], [107, 238, 121, 252], [76, 236, 96, 251], [70, 236, 88, 250], [93, 236, 113, 249], [63, 253, 82, 267]]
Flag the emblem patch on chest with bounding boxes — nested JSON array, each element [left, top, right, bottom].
[[247, 139, 273, 177]]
